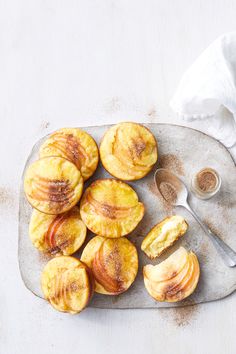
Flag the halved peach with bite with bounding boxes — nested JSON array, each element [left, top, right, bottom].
[[29, 206, 87, 256], [80, 178, 144, 238], [81, 236, 138, 295], [141, 215, 188, 259], [41, 256, 94, 314], [39, 128, 99, 180], [100, 122, 158, 181], [143, 247, 200, 302], [24, 156, 83, 214]]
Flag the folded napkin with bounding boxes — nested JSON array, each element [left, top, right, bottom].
[[170, 32, 236, 158]]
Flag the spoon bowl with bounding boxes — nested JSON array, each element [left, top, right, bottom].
[[154, 168, 188, 206]]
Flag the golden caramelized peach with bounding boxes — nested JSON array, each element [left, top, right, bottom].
[[29, 206, 87, 256], [24, 156, 83, 214], [143, 247, 200, 302], [141, 215, 188, 259], [80, 179, 144, 238], [41, 256, 94, 314], [81, 236, 138, 295], [100, 122, 158, 181], [39, 128, 99, 180]]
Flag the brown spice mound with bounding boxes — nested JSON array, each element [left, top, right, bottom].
[[159, 182, 177, 204], [147, 180, 174, 213], [197, 169, 217, 192]]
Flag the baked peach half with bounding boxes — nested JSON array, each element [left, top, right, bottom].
[[41, 256, 94, 314], [80, 179, 144, 238], [39, 128, 99, 180], [29, 206, 87, 256], [143, 247, 200, 302], [81, 236, 138, 295], [100, 122, 158, 180], [24, 156, 83, 214], [141, 215, 188, 259]]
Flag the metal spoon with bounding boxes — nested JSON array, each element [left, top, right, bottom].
[[154, 168, 236, 267]]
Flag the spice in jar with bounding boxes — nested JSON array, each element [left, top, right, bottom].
[[191, 168, 221, 199]]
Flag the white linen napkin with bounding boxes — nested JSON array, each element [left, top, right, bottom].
[[170, 32, 236, 159]]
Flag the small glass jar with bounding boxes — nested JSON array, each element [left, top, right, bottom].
[[191, 167, 221, 200]]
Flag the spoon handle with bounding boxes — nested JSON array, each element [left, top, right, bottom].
[[184, 202, 236, 267]]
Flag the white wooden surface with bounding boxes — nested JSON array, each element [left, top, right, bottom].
[[1, 1, 236, 353]]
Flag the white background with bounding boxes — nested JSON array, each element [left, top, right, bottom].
[[1, 1, 236, 353]]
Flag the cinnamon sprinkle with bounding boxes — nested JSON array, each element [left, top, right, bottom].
[[159, 154, 185, 176], [196, 170, 217, 192], [159, 182, 177, 204]]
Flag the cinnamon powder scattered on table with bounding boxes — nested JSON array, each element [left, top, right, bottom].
[[159, 154, 185, 176], [0, 186, 15, 209]]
